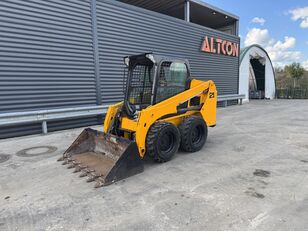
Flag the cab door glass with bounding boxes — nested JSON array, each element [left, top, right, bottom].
[[156, 61, 188, 103]]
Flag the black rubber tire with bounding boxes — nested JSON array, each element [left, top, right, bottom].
[[146, 122, 180, 163], [179, 117, 208, 152]]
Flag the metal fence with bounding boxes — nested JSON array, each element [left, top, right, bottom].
[[0, 94, 244, 135], [0, 105, 107, 134], [276, 89, 308, 99], [217, 94, 245, 107]]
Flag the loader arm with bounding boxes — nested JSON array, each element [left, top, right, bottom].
[[103, 101, 123, 134], [133, 79, 217, 157]]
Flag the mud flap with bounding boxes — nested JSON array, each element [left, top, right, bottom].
[[58, 128, 144, 188]]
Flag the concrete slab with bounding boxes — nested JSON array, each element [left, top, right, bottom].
[[0, 100, 308, 231]]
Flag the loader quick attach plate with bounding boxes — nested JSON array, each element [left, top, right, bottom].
[[58, 128, 144, 188]]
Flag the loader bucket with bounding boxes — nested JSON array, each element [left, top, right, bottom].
[[58, 128, 144, 188]]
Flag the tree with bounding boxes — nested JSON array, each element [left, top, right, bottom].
[[284, 63, 305, 88]]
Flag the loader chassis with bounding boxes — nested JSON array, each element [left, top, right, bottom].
[[59, 53, 217, 187], [104, 78, 217, 157]]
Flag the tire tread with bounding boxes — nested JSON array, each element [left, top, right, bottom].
[[179, 116, 207, 152], [146, 122, 179, 163]]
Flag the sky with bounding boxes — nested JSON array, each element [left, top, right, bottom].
[[203, 0, 308, 70]]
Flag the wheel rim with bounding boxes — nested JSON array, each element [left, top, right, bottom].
[[159, 131, 175, 153], [191, 125, 204, 145]]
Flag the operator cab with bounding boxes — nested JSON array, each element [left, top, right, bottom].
[[123, 53, 191, 118]]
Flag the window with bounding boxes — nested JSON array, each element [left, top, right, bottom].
[[127, 64, 154, 106], [156, 61, 188, 103]]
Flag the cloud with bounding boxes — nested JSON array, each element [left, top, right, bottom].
[[289, 6, 308, 28], [251, 17, 266, 26], [272, 36, 296, 50], [266, 37, 301, 67], [244, 28, 301, 67], [301, 18, 308, 28], [302, 60, 308, 70], [244, 28, 272, 47]]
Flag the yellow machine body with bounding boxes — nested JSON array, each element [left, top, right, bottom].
[[104, 79, 217, 158]]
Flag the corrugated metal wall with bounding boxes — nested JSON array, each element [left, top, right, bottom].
[[0, 0, 97, 111], [0, 0, 239, 139], [97, 0, 239, 104], [0, 0, 99, 138]]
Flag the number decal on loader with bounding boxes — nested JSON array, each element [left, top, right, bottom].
[[209, 92, 215, 98]]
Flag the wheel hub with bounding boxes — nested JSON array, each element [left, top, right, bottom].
[[160, 131, 175, 152], [191, 125, 203, 144]]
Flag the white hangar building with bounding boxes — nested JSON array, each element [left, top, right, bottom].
[[239, 44, 276, 102]]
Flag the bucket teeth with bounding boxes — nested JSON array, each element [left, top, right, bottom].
[[67, 163, 75, 169], [62, 157, 72, 165], [58, 128, 144, 188], [86, 172, 101, 183], [58, 154, 68, 161], [57, 156, 64, 161], [86, 175, 98, 183], [79, 171, 88, 178], [94, 180, 104, 188], [73, 165, 86, 173], [94, 177, 105, 188], [79, 169, 95, 178]]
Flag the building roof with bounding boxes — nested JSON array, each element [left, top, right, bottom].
[[240, 44, 273, 66], [240, 44, 276, 90], [118, 0, 238, 30]]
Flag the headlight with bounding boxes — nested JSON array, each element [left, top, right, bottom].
[[146, 54, 155, 63], [124, 57, 130, 67]]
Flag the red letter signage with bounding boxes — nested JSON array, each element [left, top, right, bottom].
[[201, 36, 239, 57]]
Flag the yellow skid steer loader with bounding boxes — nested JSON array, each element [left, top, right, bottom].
[[59, 53, 217, 187]]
